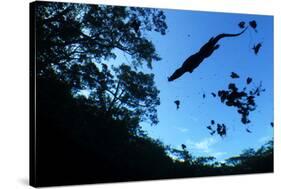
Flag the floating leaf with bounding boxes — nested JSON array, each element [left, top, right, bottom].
[[211, 92, 216, 97], [246, 128, 252, 133], [231, 72, 239, 79], [174, 100, 180, 109], [246, 77, 252, 85], [252, 43, 262, 55], [249, 20, 257, 30], [238, 21, 245, 29]]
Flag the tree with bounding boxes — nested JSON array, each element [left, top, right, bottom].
[[169, 147, 193, 164], [35, 1, 167, 73], [193, 156, 215, 165], [35, 1, 167, 126], [225, 140, 273, 173]]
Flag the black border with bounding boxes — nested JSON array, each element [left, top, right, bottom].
[[29, 1, 37, 187]]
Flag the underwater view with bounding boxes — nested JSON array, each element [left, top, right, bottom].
[[30, 1, 273, 187]]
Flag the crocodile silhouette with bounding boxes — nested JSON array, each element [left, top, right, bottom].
[[168, 28, 248, 82]]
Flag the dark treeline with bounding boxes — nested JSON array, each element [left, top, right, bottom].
[[31, 1, 273, 186], [37, 76, 173, 185], [36, 76, 273, 186]]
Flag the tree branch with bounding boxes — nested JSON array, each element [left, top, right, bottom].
[[107, 79, 121, 112]]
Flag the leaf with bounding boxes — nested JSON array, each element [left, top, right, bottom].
[[249, 20, 257, 29], [181, 144, 186, 149], [203, 93, 206, 99], [246, 128, 252, 133], [246, 77, 252, 85], [231, 72, 239, 79], [238, 21, 245, 29], [174, 100, 180, 109], [252, 43, 262, 55]]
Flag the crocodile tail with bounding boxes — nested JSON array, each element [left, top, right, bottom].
[[214, 27, 248, 42]]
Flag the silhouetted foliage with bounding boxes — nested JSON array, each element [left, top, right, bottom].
[[35, 1, 167, 127], [217, 81, 265, 125], [34, 1, 169, 186], [206, 120, 227, 137], [36, 2, 167, 74], [238, 21, 245, 29], [174, 100, 180, 110], [230, 72, 240, 79], [193, 156, 215, 165], [203, 93, 206, 99], [35, 76, 273, 186], [32, 2, 273, 186], [246, 77, 252, 85], [170, 148, 193, 163], [249, 20, 257, 32], [246, 128, 252, 133], [252, 42, 262, 55], [225, 140, 273, 173], [217, 123, 227, 137]]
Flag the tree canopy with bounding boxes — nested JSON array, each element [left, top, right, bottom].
[[35, 1, 167, 126]]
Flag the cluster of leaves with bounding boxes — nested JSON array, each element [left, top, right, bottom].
[[206, 120, 227, 137], [217, 81, 265, 125], [238, 20, 262, 55], [205, 75, 266, 136]]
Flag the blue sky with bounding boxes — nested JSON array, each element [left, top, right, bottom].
[[138, 9, 273, 162]]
